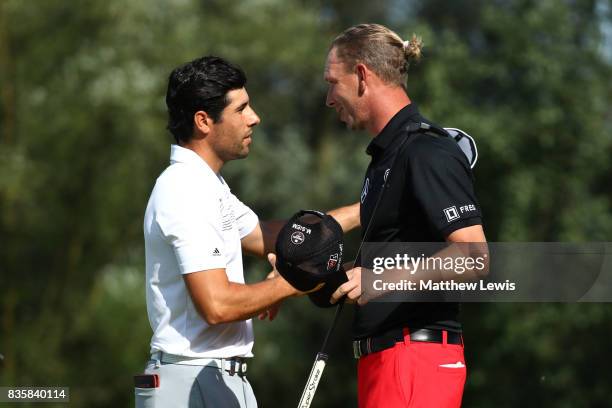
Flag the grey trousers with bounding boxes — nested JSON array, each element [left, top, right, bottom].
[[135, 359, 257, 408]]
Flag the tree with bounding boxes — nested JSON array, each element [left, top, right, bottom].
[[1, 0, 610, 406]]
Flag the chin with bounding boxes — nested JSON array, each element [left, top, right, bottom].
[[347, 121, 361, 131], [236, 148, 250, 159], [344, 116, 361, 131], [349, 118, 366, 131]]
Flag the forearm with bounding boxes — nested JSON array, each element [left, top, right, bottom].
[[202, 276, 296, 325], [363, 243, 489, 304], [333, 227, 488, 305], [377, 243, 489, 284], [328, 202, 360, 233], [242, 220, 285, 259]]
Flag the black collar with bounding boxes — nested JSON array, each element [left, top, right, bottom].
[[366, 103, 423, 156]]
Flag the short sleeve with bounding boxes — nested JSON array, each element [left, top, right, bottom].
[[228, 191, 259, 239], [409, 143, 482, 237], [155, 186, 227, 274]]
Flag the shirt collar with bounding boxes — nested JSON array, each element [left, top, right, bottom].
[[169, 144, 221, 181], [366, 103, 422, 156]]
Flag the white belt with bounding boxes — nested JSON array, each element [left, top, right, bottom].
[[151, 351, 248, 375]]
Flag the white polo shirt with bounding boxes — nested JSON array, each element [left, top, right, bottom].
[[143, 145, 259, 358]]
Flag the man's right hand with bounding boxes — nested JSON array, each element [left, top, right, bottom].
[[257, 253, 326, 320], [258, 259, 282, 320]]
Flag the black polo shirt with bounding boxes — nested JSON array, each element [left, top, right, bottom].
[[354, 103, 483, 339]]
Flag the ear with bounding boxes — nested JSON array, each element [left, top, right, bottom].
[[355, 63, 368, 96], [193, 110, 213, 137]]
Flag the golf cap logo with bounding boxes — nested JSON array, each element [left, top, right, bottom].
[[327, 253, 339, 271], [443, 206, 460, 223], [291, 231, 305, 245], [292, 223, 312, 234]]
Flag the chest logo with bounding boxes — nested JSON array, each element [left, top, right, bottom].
[[361, 178, 370, 203], [383, 168, 390, 183]]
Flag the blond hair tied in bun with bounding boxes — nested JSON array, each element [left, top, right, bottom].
[[403, 34, 423, 64], [332, 24, 423, 87]]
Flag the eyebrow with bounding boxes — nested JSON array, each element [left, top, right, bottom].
[[235, 101, 249, 112], [323, 69, 336, 82]]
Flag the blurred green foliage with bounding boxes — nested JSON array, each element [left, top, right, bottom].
[[1, 0, 611, 407]]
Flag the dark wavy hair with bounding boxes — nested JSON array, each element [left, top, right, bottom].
[[165, 56, 247, 143]]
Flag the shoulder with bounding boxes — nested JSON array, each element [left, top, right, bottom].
[[402, 132, 468, 168], [152, 163, 222, 207]]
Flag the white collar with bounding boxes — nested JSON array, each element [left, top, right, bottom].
[[169, 145, 224, 183]]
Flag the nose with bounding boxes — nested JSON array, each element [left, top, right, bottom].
[[247, 107, 261, 127], [325, 88, 335, 108]]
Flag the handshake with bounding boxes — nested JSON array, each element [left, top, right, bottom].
[[273, 210, 351, 308]]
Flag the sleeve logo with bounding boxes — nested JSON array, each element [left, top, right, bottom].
[[444, 204, 477, 222], [443, 206, 460, 222]]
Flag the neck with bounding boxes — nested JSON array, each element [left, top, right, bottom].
[[180, 140, 223, 174], [366, 87, 412, 136]]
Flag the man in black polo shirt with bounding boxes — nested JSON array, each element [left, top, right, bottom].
[[325, 24, 487, 407]]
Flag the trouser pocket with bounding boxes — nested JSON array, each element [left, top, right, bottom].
[[135, 387, 157, 408]]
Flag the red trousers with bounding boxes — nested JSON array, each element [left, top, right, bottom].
[[357, 329, 466, 408]]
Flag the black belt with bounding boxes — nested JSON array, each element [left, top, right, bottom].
[[353, 328, 462, 359]]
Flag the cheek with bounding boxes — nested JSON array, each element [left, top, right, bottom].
[[339, 93, 356, 114], [334, 90, 349, 108], [222, 119, 239, 137], [339, 84, 357, 104]]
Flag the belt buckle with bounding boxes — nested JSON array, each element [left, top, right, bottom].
[[225, 358, 247, 376], [226, 358, 237, 376], [353, 340, 362, 359]]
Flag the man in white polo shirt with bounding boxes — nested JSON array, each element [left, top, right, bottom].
[[137, 56, 359, 407]]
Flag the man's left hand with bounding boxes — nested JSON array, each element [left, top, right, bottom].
[[330, 267, 366, 305]]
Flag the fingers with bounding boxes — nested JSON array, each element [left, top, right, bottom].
[[258, 302, 281, 321], [267, 303, 280, 320], [357, 296, 369, 306], [330, 281, 357, 304], [266, 253, 279, 280], [330, 268, 362, 304], [267, 253, 277, 269], [303, 282, 325, 295]]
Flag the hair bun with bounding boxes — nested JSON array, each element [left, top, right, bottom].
[[403, 34, 423, 62]]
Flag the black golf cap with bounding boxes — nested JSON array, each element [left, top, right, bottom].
[[275, 210, 347, 307]]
